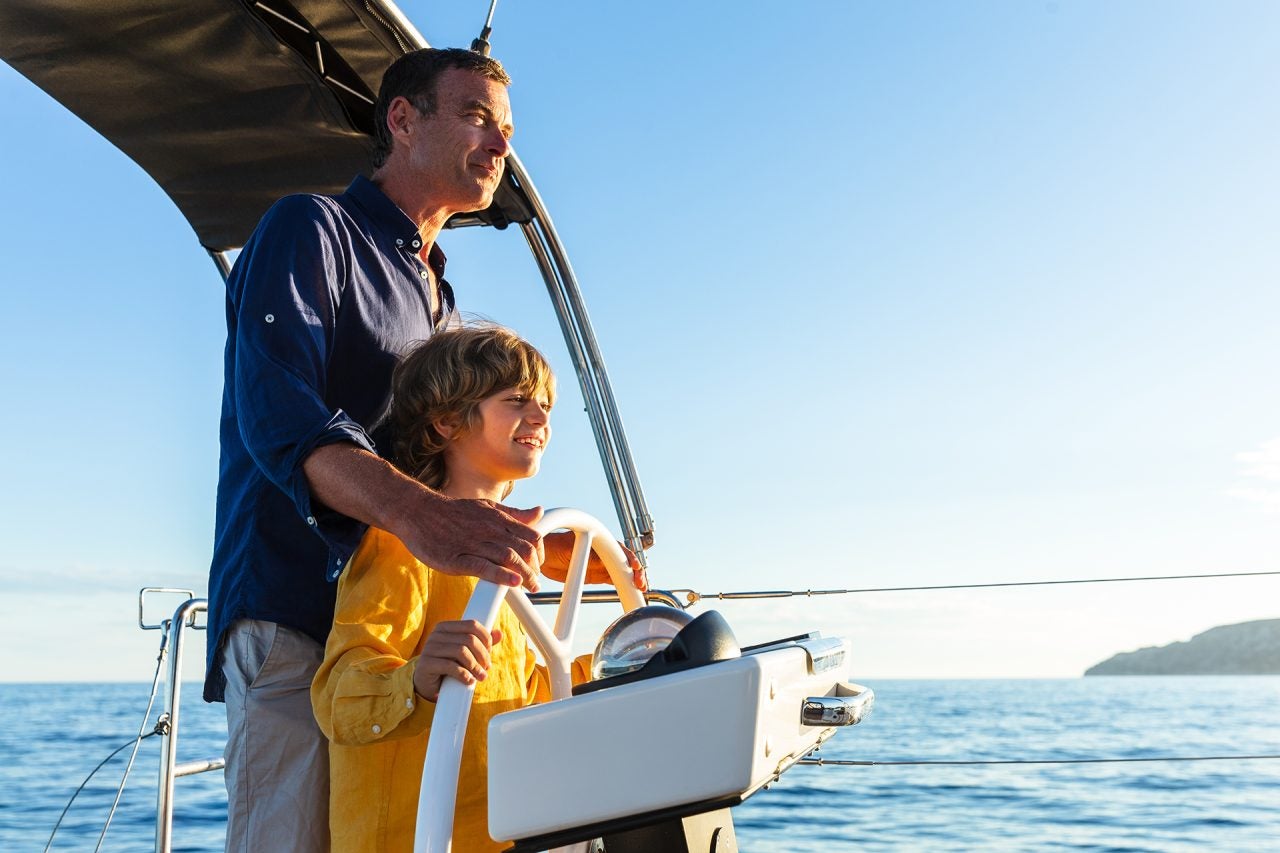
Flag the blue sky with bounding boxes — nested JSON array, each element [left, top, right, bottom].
[[1, 1, 1277, 681]]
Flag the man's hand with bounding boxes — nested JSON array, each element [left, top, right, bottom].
[[413, 620, 503, 702], [303, 444, 545, 590], [540, 531, 647, 591], [390, 490, 545, 592]]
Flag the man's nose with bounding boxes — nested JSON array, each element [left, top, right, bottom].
[[486, 128, 511, 159]]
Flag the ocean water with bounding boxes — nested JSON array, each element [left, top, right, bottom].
[[2, 678, 1277, 851]]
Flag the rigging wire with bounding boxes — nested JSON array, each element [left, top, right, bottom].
[[45, 623, 171, 853], [672, 569, 1280, 604], [93, 623, 172, 852], [799, 754, 1280, 767], [42, 731, 164, 853]]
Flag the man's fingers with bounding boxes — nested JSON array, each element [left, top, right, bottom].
[[466, 533, 541, 590], [450, 554, 529, 590], [501, 504, 544, 527], [484, 542, 540, 592], [626, 548, 648, 591], [405, 497, 545, 586]]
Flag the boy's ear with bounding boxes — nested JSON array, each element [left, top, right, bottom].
[[432, 415, 461, 440]]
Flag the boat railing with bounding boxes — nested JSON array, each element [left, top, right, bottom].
[[139, 588, 222, 853]]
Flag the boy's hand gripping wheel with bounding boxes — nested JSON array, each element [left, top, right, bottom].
[[414, 508, 647, 853]]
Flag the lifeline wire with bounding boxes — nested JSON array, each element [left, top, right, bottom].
[[42, 732, 162, 853], [674, 569, 1280, 604], [45, 624, 170, 853], [799, 754, 1280, 767], [94, 624, 172, 852]]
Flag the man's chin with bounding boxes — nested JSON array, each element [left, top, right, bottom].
[[462, 186, 498, 213]]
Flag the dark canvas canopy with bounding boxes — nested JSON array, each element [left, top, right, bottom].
[[1, 0, 652, 554], [0, 0, 530, 251]]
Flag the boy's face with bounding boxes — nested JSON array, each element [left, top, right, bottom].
[[445, 385, 551, 492]]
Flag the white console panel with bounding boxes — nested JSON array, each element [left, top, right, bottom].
[[487, 639, 851, 842]]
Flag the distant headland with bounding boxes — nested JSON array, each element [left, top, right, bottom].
[[1084, 618, 1280, 675]]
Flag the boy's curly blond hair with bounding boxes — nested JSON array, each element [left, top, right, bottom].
[[390, 326, 556, 491]]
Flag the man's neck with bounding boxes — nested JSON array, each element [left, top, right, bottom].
[[371, 167, 449, 258]]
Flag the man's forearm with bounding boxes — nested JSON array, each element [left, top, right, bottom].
[[301, 442, 544, 589], [302, 442, 432, 533]]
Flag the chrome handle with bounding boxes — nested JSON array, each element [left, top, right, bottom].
[[802, 681, 874, 727]]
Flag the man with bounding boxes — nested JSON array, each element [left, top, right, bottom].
[[206, 49, 589, 852]]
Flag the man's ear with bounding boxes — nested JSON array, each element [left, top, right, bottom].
[[386, 95, 416, 141]]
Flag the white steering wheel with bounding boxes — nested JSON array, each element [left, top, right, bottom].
[[414, 508, 647, 853]]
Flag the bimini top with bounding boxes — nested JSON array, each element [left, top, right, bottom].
[[0, 0, 531, 251]]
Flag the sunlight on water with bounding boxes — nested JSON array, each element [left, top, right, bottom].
[[1, 678, 1277, 850]]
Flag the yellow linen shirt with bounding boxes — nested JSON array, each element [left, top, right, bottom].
[[312, 526, 590, 853]]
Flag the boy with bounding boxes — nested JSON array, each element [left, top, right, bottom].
[[312, 326, 634, 852]]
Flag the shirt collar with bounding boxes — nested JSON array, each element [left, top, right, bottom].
[[343, 175, 447, 277]]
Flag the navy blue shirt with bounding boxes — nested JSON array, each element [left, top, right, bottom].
[[205, 175, 456, 702]]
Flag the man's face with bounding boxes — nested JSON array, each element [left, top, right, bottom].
[[403, 68, 514, 215]]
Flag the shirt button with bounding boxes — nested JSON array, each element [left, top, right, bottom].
[[264, 314, 274, 323], [419, 270, 429, 280], [306, 516, 315, 526], [411, 240, 421, 249], [371, 724, 381, 734], [395, 238, 404, 246], [405, 698, 413, 709]]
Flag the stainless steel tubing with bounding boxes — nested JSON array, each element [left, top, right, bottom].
[[527, 588, 684, 610], [511, 153, 653, 558], [208, 249, 232, 282], [517, 218, 639, 549], [373, 0, 648, 556], [174, 758, 226, 778], [154, 597, 207, 853]]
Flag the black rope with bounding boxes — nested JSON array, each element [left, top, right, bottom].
[[677, 569, 1280, 603], [799, 753, 1280, 767]]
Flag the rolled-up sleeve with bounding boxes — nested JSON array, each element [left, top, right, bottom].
[[311, 535, 434, 746], [229, 195, 373, 550]]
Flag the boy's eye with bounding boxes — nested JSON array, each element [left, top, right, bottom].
[[506, 393, 551, 413]]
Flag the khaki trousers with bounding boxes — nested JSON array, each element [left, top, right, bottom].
[[221, 619, 329, 853]]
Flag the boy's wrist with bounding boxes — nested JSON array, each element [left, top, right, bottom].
[[410, 656, 442, 703]]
